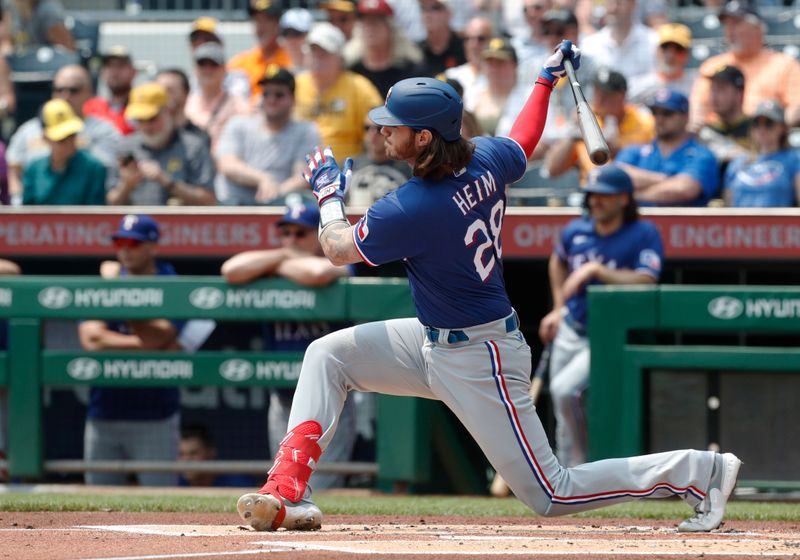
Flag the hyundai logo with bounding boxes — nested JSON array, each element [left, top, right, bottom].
[[219, 359, 254, 382], [66, 357, 102, 381], [38, 287, 73, 309], [707, 296, 744, 320], [189, 287, 225, 309]]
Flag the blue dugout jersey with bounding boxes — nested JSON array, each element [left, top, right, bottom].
[[616, 137, 720, 207], [87, 260, 182, 421], [556, 218, 664, 329], [353, 136, 527, 329], [724, 149, 800, 208]]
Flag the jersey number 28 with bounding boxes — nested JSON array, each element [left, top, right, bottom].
[[464, 199, 504, 281]]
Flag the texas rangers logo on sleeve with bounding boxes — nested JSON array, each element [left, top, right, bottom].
[[640, 249, 662, 272], [357, 212, 370, 242]]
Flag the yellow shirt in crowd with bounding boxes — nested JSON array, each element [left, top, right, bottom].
[[294, 71, 383, 161]]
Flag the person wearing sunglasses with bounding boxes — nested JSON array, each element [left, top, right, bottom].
[[78, 214, 183, 487], [187, 17, 251, 101], [278, 7, 313, 74], [216, 65, 320, 205], [7, 63, 121, 205], [444, 16, 493, 94], [616, 88, 720, 207], [221, 197, 358, 491], [185, 43, 251, 151], [723, 99, 800, 208]]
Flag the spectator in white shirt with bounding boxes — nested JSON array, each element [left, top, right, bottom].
[[580, 0, 659, 82]]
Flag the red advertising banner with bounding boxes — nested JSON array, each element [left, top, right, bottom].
[[1, 209, 799, 260]]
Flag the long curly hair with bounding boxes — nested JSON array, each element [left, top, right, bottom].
[[413, 131, 475, 181]]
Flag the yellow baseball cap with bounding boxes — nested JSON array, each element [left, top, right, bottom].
[[124, 82, 168, 121], [658, 23, 692, 49], [190, 16, 221, 40], [41, 99, 83, 141]]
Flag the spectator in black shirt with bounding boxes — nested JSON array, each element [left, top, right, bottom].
[[416, 0, 466, 76], [345, 0, 423, 97]]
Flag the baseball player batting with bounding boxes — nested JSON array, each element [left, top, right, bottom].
[[236, 41, 741, 534]]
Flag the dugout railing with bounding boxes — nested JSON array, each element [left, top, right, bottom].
[[588, 285, 800, 491], [0, 276, 426, 483]]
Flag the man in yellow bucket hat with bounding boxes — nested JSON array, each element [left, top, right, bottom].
[[21, 99, 107, 205]]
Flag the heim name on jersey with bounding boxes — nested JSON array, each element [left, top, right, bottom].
[[452, 170, 499, 216]]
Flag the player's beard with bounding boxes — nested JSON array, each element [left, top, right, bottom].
[[384, 134, 416, 161]]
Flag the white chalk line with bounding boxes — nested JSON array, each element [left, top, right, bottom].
[[70, 525, 800, 558]]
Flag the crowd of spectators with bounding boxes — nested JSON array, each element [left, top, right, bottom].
[[0, 0, 796, 208]]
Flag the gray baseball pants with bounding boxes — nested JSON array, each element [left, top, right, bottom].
[[288, 315, 715, 515], [549, 317, 590, 468], [84, 413, 179, 486]]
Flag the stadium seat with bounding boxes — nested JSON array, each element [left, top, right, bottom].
[[686, 14, 724, 40], [764, 9, 800, 36], [64, 17, 99, 61], [64, 17, 100, 89], [7, 46, 82, 134]]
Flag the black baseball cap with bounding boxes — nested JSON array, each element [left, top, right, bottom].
[[258, 63, 295, 92], [248, 0, 283, 17], [719, 0, 762, 23], [594, 68, 627, 93], [482, 37, 517, 64], [542, 9, 578, 27], [709, 64, 745, 90]]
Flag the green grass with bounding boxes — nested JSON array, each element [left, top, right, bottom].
[[1, 493, 799, 522]]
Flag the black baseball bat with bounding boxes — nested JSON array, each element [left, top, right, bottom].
[[564, 59, 610, 166]]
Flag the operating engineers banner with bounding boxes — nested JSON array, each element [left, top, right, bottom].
[[1, 209, 799, 259]]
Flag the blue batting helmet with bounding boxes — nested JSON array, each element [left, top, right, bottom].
[[583, 165, 633, 194], [368, 77, 463, 141]]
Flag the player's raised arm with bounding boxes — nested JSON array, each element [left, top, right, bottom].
[[509, 40, 581, 159], [304, 146, 362, 266]]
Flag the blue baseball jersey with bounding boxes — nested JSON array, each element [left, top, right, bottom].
[[353, 136, 527, 328], [616, 137, 720, 207], [724, 149, 800, 207], [556, 218, 664, 329], [87, 260, 182, 421]]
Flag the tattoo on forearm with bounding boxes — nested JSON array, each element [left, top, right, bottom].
[[321, 223, 351, 261], [323, 223, 346, 242]]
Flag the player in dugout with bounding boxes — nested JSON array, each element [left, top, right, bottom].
[[236, 40, 741, 534]]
